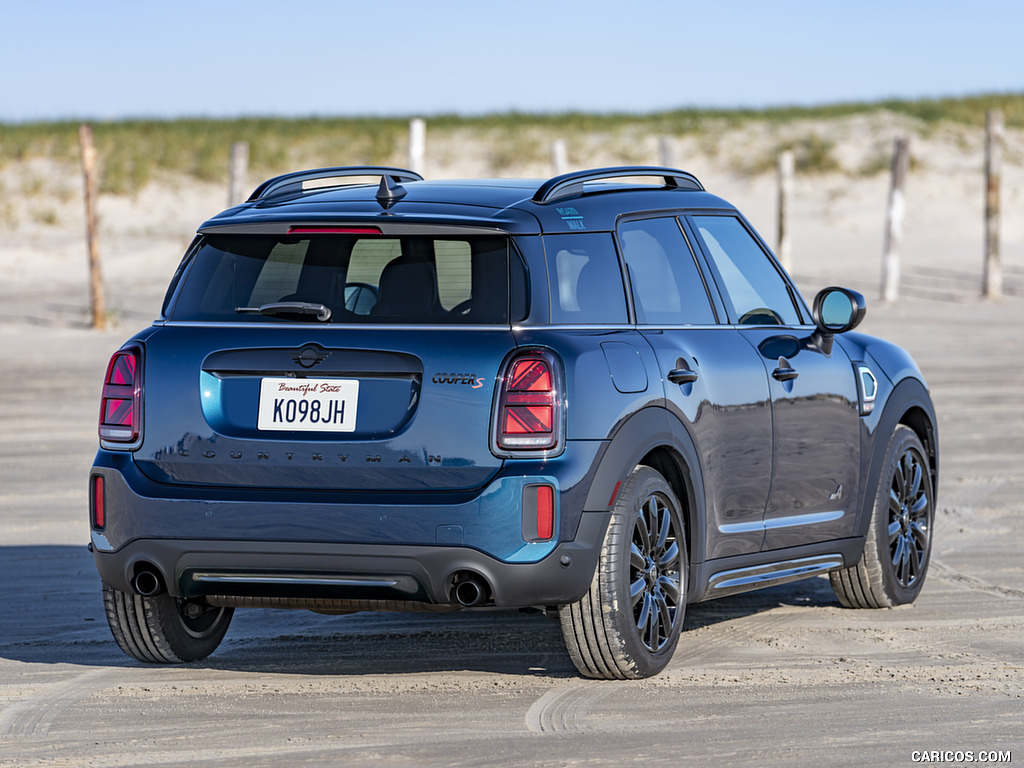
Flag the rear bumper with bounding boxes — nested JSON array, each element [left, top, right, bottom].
[[91, 512, 608, 608], [89, 442, 610, 608]]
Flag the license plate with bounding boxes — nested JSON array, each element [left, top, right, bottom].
[[257, 378, 359, 432]]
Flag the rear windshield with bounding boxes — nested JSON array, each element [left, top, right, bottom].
[[167, 234, 522, 324]]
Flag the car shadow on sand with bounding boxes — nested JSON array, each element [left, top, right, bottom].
[[0, 545, 841, 678]]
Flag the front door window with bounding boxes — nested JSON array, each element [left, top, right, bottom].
[[690, 215, 802, 326]]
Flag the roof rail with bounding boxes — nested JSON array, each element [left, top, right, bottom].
[[247, 166, 424, 202], [532, 166, 704, 204]]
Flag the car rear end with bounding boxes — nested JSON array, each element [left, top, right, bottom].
[[89, 212, 606, 614]]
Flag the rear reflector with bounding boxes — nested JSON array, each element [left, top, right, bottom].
[[287, 226, 382, 235], [536, 485, 554, 540], [91, 475, 105, 530], [608, 480, 623, 507], [522, 483, 555, 542], [99, 346, 141, 443], [495, 350, 562, 452]]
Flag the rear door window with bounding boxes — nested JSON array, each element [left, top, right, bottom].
[[617, 217, 716, 326], [169, 234, 520, 324]]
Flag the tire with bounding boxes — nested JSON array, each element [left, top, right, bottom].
[[103, 584, 233, 663], [830, 425, 935, 608], [559, 466, 687, 679]]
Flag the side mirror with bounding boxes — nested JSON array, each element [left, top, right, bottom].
[[811, 287, 866, 354]]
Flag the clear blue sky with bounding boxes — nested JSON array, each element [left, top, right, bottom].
[[3, 0, 1021, 121]]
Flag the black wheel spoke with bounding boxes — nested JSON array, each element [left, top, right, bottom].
[[635, 507, 652, 554], [910, 494, 929, 516], [654, 501, 670, 551], [630, 542, 646, 571], [630, 576, 647, 605], [653, 596, 671, 649], [659, 541, 680, 569], [907, 541, 922, 581], [910, 521, 929, 548], [908, 460, 923, 500], [887, 519, 901, 543], [893, 463, 907, 502], [658, 574, 681, 603], [636, 593, 653, 636], [891, 536, 906, 572]]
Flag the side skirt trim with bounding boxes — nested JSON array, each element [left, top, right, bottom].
[[706, 554, 844, 598]]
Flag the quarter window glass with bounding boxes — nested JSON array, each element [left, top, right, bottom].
[[691, 216, 800, 326], [543, 233, 628, 324], [618, 217, 716, 325]]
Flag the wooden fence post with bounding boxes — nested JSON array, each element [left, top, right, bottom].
[[776, 150, 794, 273], [78, 124, 106, 330], [658, 136, 675, 168], [984, 109, 1003, 299], [228, 141, 249, 207], [881, 136, 910, 304], [409, 118, 426, 176], [551, 139, 568, 175]]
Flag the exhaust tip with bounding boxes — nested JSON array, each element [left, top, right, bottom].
[[451, 572, 490, 607], [132, 568, 164, 597]]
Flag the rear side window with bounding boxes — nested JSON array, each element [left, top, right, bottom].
[[617, 217, 716, 326], [168, 234, 521, 324], [543, 233, 628, 324]]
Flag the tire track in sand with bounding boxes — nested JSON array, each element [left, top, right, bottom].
[[525, 681, 619, 733], [0, 668, 114, 739]]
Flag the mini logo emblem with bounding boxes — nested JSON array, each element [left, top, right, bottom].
[[293, 346, 330, 368]]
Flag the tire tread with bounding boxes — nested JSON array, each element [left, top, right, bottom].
[[102, 584, 231, 664]]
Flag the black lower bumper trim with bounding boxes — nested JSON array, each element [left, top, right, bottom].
[[92, 512, 610, 609]]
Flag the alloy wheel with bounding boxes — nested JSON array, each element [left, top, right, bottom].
[[888, 448, 931, 588], [629, 492, 684, 652]]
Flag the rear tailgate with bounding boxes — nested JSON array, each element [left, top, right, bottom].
[[133, 325, 513, 491]]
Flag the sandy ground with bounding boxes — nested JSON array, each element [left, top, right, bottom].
[[1, 115, 1023, 766]]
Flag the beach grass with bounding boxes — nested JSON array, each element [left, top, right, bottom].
[[2, 93, 1020, 195]]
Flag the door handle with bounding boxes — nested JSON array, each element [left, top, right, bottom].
[[668, 360, 699, 385], [772, 356, 799, 382]]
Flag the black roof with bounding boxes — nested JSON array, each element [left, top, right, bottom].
[[199, 166, 735, 236]]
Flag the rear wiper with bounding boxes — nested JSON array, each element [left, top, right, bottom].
[[235, 302, 332, 322]]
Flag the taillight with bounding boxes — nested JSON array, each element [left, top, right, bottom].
[[99, 345, 142, 444], [494, 350, 563, 454]]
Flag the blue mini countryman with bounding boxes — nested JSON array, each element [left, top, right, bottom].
[[90, 166, 938, 679]]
